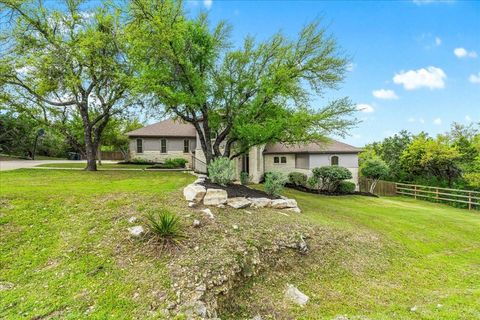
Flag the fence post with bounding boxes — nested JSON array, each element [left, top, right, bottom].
[[468, 192, 472, 210], [414, 185, 417, 199], [436, 188, 439, 202]]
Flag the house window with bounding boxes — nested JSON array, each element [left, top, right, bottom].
[[274, 156, 287, 164], [183, 139, 190, 153], [136, 139, 143, 153], [331, 155, 339, 166], [161, 139, 167, 153]]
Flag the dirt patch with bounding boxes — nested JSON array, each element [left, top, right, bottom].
[[200, 179, 279, 199]]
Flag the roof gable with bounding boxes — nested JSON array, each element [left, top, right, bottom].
[[126, 119, 196, 138], [263, 140, 362, 154]]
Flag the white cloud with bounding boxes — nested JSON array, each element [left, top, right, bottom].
[[469, 72, 480, 84], [465, 115, 472, 123], [393, 66, 446, 90], [357, 104, 374, 113], [454, 47, 478, 58], [408, 117, 416, 123], [372, 89, 399, 100], [433, 118, 442, 125], [435, 37, 442, 46], [203, 0, 212, 9]]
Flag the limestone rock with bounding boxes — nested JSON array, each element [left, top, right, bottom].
[[188, 202, 196, 208], [193, 219, 201, 227], [128, 226, 145, 237], [203, 188, 228, 206], [285, 207, 301, 213], [201, 208, 215, 219], [128, 216, 137, 223], [285, 284, 309, 306], [227, 197, 251, 209], [271, 198, 297, 209], [183, 184, 207, 202], [248, 197, 271, 208]]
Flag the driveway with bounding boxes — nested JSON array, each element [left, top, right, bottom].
[[0, 160, 117, 171]]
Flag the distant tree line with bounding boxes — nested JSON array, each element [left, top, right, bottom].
[[360, 122, 480, 190]]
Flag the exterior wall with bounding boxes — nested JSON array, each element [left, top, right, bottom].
[[308, 153, 359, 188], [129, 137, 196, 166], [264, 154, 311, 177]]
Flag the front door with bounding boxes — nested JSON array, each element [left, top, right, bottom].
[[242, 154, 249, 174]]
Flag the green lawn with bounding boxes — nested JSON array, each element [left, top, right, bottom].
[[36, 162, 152, 169], [1, 170, 479, 319]]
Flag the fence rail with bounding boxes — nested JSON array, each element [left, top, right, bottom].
[[359, 177, 479, 210]]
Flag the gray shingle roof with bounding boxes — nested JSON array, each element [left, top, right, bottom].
[[126, 119, 196, 138], [263, 140, 362, 154]]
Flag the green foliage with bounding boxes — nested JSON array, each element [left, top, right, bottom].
[[360, 157, 390, 181], [127, 1, 357, 162], [208, 157, 236, 186], [337, 181, 356, 194], [147, 210, 184, 243], [307, 176, 320, 189], [264, 171, 288, 197], [311, 166, 352, 192], [288, 172, 308, 187], [401, 134, 462, 187], [164, 158, 188, 168], [240, 171, 250, 185]]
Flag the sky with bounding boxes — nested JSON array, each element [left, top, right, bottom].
[[186, 0, 480, 147]]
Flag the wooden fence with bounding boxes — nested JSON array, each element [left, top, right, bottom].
[[359, 177, 479, 210]]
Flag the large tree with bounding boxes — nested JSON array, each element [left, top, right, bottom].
[[127, 0, 357, 164], [0, 0, 135, 170]]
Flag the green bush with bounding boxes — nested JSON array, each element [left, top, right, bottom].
[[312, 166, 352, 191], [125, 158, 156, 165], [307, 176, 320, 189], [164, 157, 188, 168], [288, 172, 307, 187], [240, 171, 250, 185], [337, 181, 356, 194], [264, 171, 288, 197], [208, 157, 236, 186], [147, 209, 184, 243]]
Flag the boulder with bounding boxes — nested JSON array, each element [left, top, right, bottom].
[[285, 284, 309, 306], [285, 207, 301, 213], [270, 198, 297, 209], [227, 197, 251, 209], [128, 226, 145, 237], [183, 184, 206, 202], [201, 208, 215, 219], [248, 197, 272, 208], [203, 188, 228, 206]]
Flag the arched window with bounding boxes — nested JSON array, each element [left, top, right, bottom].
[[331, 155, 339, 166]]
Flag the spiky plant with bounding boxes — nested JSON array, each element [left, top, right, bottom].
[[146, 210, 184, 244]]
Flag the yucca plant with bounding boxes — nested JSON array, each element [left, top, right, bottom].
[[146, 210, 184, 244]]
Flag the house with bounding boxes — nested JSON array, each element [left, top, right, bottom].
[[126, 119, 362, 186]]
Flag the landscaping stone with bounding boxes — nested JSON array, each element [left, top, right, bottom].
[[203, 188, 228, 206], [285, 207, 301, 213], [188, 202, 196, 208], [128, 216, 137, 223], [217, 204, 226, 208], [248, 197, 271, 208], [201, 208, 215, 219], [285, 284, 309, 306], [232, 224, 239, 230], [270, 198, 298, 209], [227, 197, 251, 209], [128, 226, 144, 237], [193, 219, 201, 228], [183, 184, 206, 202]]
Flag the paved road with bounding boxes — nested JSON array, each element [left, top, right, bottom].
[[0, 160, 116, 171]]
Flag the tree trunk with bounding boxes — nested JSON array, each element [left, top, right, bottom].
[[369, 179, 378, 194], [97, 143, 102, 166], [84, 137, 98, 171]]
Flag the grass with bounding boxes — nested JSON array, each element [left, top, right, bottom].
[[36, 162, 152, 169], [1, 169, 479, 319]]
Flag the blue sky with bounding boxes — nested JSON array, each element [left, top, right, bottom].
[[187, 0, 480, 146]]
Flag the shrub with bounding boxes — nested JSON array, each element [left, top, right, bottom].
[[360, 157, 389, 193], [337, 181, 356, 194], [288, 172, 307, 187], [240, 171, 250, 185], [307, 176, 320, 189], [312, 166, 352, 192], [124, 158, 156, 165], [164, 157, 188, 168], [208, 157, 236, 186], [264, 171, 288, 197], [147, 209, 184, 243]]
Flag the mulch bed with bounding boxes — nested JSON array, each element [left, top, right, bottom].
[[285, 183, 378, 197], [200, 179, 279, 199]]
